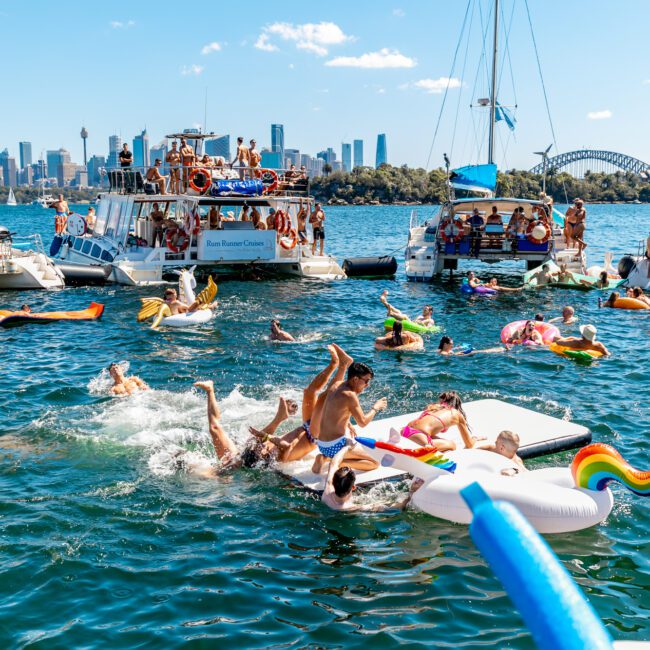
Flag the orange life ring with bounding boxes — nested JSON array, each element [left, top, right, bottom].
[[279, 228, 298, 250], [188, 168, 212, 194], [526, 219, 551, 244], [184, 212, 201, 236], [274, 210, 287, 233], [441, 218, 464, 244], [260, 169, 278, 194], [166, 227, 190, 253]]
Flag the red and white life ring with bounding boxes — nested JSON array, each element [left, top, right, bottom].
[[188, 168, 212, 194], [441, 218, 465, 244], [166, 227, 190, 253], [260, 168, 278, 194], [279, 228, 298, 250], [274, 209, 288, 233], [184, 212, 201, 236], [526, 220, 551, 244]]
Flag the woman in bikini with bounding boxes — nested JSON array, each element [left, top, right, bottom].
[[401, 390, 478, 451], [374, 320, 423, 351]]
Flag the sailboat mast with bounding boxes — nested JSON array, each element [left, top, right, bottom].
[[487, 0, 499, 165]]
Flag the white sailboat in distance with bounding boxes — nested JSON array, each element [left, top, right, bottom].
[[6, 188, 17, 206]]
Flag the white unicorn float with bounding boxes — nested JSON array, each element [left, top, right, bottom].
[[137, 266, 217, 329]]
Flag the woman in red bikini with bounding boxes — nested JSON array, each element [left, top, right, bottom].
[[401, 391, 478, 451]]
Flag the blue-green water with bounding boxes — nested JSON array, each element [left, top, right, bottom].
[[1, 203, 648, 648]]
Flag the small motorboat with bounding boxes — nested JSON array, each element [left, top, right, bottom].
[[0, 227, 65, 290], [0, 302, 104, 328]]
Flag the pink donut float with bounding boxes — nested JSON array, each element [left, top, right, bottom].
[[500, 320, 560, 345]]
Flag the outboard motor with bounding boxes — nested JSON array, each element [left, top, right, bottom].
[[0, 226, 13, 243], [342, 256, 398, 278], [618, 255, 636, 279]]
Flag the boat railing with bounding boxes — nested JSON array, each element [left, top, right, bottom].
[[0, 234, 46, 271], [102, 165, 311, 198]]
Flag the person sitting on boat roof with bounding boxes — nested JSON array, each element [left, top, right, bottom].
[[197, 154, 214, 169], [401, 391, 480, 451], [108, 363, 148, 396], [527, 263, 554, 286], [476, 430, 527, 475], [311, 361, 383, 474], [179, 137, 196, 191], [374, 320, 424, 351], [231, 136, 249, 180], [554, 324, 610, 356], [166, 142, 181, 194], [299, 165, 308, 180], [145, 159, 168, 195], [549, 306, 577, 325], [119, 143, 132, 168], [468, 208, 484, 257]]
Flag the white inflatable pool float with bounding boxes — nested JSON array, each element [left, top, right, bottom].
[[157, 309, 214, 328]]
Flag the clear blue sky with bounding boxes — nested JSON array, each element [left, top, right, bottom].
[[1, 0, 648, 170]]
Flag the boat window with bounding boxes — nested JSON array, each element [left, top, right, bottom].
[[114, 198, 135, 245], [91, 244, 101, 259], [100, 249, 114, 263], [74, 237, 83, 251], [82, 240, 93, 255], [104, 200, 122, 239], [94, 199, 109, 236]]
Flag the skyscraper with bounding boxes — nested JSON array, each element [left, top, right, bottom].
[[46, 150, 61, 180], [19, 142, 32, 170], [107, 135, 122, 168], [284, 148, 300, 168], [0, 149, 17, 187], [53, 148, 72, 186], [150, 142, 168, 170], [133, 129, 150, 168], [87, 155, 106, 186], [375, 134, 387, 168], [353, 139, 363, 168], [271, 124, 284, 167], [341, 143, 352, 172], [205, 135, 230, 160], [316, 148, 336, 164]]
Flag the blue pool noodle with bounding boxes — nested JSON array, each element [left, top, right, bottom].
[[460, 482, 613, 650]]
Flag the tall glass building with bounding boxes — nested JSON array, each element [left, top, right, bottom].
[[353, 140, 363, 168], [133, 129, 150, 168], [341, 143, 351, 171], [205, 135, 230, 160], [271, 124, 284, 167], [107, 135, 122, 168], [19, 142, 32, 170], [375, 134, 387, 168]]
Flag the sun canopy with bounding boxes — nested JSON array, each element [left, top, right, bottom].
[[450, 164, 498, 194]]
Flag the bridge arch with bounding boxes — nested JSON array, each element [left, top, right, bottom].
[[529, 150, 650, 177]]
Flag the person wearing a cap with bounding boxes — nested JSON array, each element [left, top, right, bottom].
[[554, 324, 610, 356]]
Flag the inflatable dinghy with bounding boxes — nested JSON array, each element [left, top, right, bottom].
[[0, 302, 104, 328]]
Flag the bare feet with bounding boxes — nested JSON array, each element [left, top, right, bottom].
[[311, 453, 327, 474], [326, 344, 339, 366], [194, 380, 214, 393], [331, 343, 353, 368]]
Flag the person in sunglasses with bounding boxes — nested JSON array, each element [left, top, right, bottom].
[[311, 362, 385, 474]]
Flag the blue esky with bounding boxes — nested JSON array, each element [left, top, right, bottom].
[[1, 0, 649, 170]]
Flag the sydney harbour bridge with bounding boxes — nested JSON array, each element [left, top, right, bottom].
[[529, 150, 650, 179]]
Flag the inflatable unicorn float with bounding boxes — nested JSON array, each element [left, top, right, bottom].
[[355, 434, 649, 534], [137, 267, 217, 329]]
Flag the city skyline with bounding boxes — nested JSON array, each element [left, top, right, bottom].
[[1, 2, 648, 174]]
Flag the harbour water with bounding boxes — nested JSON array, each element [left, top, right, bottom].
[[1, 203, 648, 648]]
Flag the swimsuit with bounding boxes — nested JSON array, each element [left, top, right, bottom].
[[401, 406, 451, 444], [317, 436, 347, 458], [303, 420, 315, 445]]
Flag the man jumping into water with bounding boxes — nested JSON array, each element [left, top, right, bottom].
[[311, 361, 385, 474]]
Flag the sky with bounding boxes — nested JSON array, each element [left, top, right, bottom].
[[1, 0, 649, 171]]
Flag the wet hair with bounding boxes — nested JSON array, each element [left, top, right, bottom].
[[563, 306, 574, 315], [606, 291, 619, 305], [333, 466, 356, 497], [438, 335, 452, 351], [599, 271, 608, 283], [632, 287, 643, 298], [534, 313, 544, 321], [240, 443, 264, 469], [423, 305, 433, 314], [391, 320, 404, 347], [348, 362, 374, 381], [20, 304, 30, 311], [438, 390, 466, 420]]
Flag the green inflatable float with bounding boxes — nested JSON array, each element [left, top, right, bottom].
[[384, 317, 442, 335]]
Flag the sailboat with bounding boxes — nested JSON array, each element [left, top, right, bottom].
[[404, 0, 582, 281], [6, 188, 17, 206]]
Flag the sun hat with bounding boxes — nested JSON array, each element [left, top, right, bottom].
[[579, 324, 597, 342]]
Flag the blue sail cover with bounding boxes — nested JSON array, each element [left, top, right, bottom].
[[449, 164, 497, 194], [495, 102, 517, 131]]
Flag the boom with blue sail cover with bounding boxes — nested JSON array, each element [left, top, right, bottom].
[[449, 164, 497, 194]]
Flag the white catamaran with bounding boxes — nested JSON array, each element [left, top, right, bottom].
[[48, 132, 345, 285], [405, 0, 585, 281]]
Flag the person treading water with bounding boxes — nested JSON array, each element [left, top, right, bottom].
[[270, 319, 296, 342], [108, 363, 149, 396]]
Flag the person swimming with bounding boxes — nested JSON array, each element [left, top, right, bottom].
[[374, 320, 423, 351], [437, 336, 504, 356], [270, 319, 296, 342], [549, 306, 577, 325], [401, 391, 479, 451], [108, 363, 149, 396], [487, 278, 522, 292]]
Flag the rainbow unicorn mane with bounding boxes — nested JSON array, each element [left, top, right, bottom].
[[571, 443, 650, 496]]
